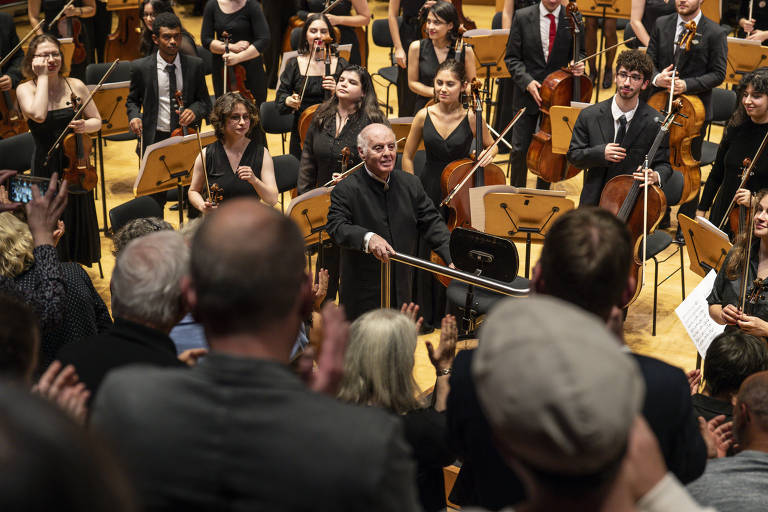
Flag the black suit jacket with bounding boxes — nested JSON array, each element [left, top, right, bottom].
[[567, 99, 676, 206], [646, 13, 727, 120], [504, 4, 585, 113], [326, 168, 452, 320], [446, 349, 707, 509], [126, 52, 212, 150], [0, 13, 22, 87]]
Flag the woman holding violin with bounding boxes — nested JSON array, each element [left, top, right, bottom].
[[201, 0, 270, 104], [708, 189, 768, 337], [388, 0, 431, 116], [299, 0, 371, 67], [697, 69, 768, 231], [276, 14, 348, 159], [189, 92, 278, 214], [139, 0, 198, 57], [28, 0, 95, 81], [16, 34, 101, 266], [407, 1, 476, 113]]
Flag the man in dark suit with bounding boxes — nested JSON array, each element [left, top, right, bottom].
[[126, 11, 211, 154], [568, 50, 680, 207], [91, 198, 421, 511], [0, 12, 23, 120], [327, 123, 452, 321], [504, 0, 585, 189], [446, 207, 709, 509]]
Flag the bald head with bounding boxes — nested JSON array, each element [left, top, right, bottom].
[[358, 123, 396, 177], [190, 199, 307, 337], [737, 371, 768, 428]]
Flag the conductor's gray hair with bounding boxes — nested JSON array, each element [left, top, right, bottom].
[[357, 123, 396, 155], [111, 230, 188, 329]]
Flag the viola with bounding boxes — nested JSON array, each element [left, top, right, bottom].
[[599, 101, 682, 307], [61, 93, 98, 192], [647, 21, 703, 205], [221, 30, 255, 103], [171, 90, 196, 137], [527, 1, 593, 183], [104, 7, 141, 62], [69, 17, 87, 65]]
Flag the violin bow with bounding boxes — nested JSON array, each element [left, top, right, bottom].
[[43, 59, 120, 165], [322, 137, 406, 187], [441, 107, 526, 207], [48, 0, 76, 30], [0, 19, 46, 69], [740, 195, 756, 311], [321, 0, 343, 15], [717, 129, 768, 230], [297, 40, 322, 107], [222, 31, 231, 92], [574, 37, 636, 66], [195, 129, 213, 202], [749, 0, 755, 35]]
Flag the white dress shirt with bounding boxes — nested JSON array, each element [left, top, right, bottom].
[[610, 96, 639, 142], [539, 3, 562, 61], [156, 52, 183, 132]]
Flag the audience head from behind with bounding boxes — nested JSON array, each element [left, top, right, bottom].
[[0, 383, 136, 512], [111, 217, 173, 256], [733, 370, 768, 449], [472, 296, 646, 507], [704, 330, 768, 402], [186, 198, 312, 358], [337, 309, 422, 414], [0, 294, 39, 386], [111, 230, 188, 333], [0, 212, 34, 278], [534, 207, 633, 321]]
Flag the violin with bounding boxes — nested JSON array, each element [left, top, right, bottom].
[[599, 101, 682, 307], [720, 129, 768, 238], [104, 6, 141, 62], [0, 20, 44, 138], [171, 90, 196, 137], [61, 93, 98, 192], [528, 1, 593, 183], [647, 21, 704, 206], [196, 128, 223, 207], [298, 35, 337, 148], [48, 0, 86, 65], [221, 30, 255, 103], [332, 146, 351, 183]]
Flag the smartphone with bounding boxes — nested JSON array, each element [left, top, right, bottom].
[[7, 175, 51, 204]]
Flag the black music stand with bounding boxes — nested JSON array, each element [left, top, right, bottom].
[[462, 29, 510, 122], [678, 214, 732, 278], [286, 187, 332, 274]]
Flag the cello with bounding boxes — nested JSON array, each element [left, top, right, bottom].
[[647, 21, 705, 205], [599, 101, 682, 307], [104, 3, 142, 62], [527, 1, 593, 183]]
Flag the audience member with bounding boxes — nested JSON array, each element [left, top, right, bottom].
[[57, 231, 188, 403], [338, 307, 457, 511], [91, 199, 421, 511], [687, 371, 768, 510], [691, 331, 768, 422], [110, 217, 173, 256]]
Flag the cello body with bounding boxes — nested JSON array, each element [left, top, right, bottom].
[[0, 90, 27, 138], [105, 9, 142, 62], [441, 159, 507, 231]]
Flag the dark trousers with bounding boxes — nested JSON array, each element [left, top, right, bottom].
[[509, 112, 550, 189], [92, 0, 111, 62]]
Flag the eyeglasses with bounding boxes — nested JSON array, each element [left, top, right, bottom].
[[228, 114, 250, 121], [616, 71, 644, 82], [34, 52, 62, 59]]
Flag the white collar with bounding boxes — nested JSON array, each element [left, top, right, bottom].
[[365, 165, 391, 185], [539, 2, 561, 19], [156, 51, 181, 70], [611, 95, 639, 124], [676, 10, 702, 33]]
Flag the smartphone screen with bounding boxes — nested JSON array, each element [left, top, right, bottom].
[[7, 176, 51, 204]]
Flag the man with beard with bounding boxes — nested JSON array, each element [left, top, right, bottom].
[[567, 50, 681, 207]]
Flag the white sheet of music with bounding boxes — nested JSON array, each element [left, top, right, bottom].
[[674, 270, 725, 359]]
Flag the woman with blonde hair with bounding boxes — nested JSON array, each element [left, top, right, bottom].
[[337, 306, 457, 512]]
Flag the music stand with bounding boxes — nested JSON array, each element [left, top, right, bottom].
[[90, 80, 131, 233], [470, 185, 575, 278], [134, 130, 216, 226], [550, 104, 587, 155], [725, 37, 768, 86], [390, 117, 423, 152], [678, 214, 732, 278], [463, 29, 510, 122], [286, 187, 332, 273]]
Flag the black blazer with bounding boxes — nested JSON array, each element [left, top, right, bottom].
[[0, 13, 23, 87], [567, 99, 676, 206], [646, 13, 727, 120], [504, 4, 585, 113], [126, 52, 212, 150]]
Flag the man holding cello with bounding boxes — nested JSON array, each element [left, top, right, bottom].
[[504, 0, 586, 189], [567, 50, 681, 206]]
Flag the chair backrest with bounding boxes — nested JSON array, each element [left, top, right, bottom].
[[108, 196, 164, 232], [85, 61, 132, 84], [196, 45, 213, 75], [711, 88, 738, 123], [273, 154, 299, 193], [372, 18, 396, 48], [260, 101, 293, 134], [290, 27, 303, 51], [492, 11, 503, 30], [0, 133, 34, 172]]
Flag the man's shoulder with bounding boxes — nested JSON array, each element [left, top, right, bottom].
[[654, 12, 677, 29], [698, 15, 726, 35], [638, 101, 663, 119], [581, 98, 612, 117], [631, 353, 687, 384], [516, 4, 538, 19]]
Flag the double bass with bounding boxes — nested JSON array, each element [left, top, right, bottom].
[[104, 3, 142, 62], [647, 21, 705, 205], [527, 1, 593, 183]]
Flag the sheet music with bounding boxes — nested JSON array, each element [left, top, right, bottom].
[[727, 36, 762, 46], [696, 215, 730, 241], [674, 270, 725, 358]]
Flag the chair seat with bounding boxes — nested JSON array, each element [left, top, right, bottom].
[[447, 276, 530, 315], [641, 231, 673, 259], [700, 141, 718, 167], [377, 66, 398, 85]]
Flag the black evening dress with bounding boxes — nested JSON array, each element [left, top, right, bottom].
[[28, 107, 101, 267], [414, 108, 472, 328], [204, 139, 265, 202], [275, 55, 348, 158], [414, 38, 461, 112], [201, 0, 270, 104], [396, 0, 427, 117], [302, 0, 362, 66]]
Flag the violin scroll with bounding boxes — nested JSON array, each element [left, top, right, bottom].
[[209, 183, 224, 206]]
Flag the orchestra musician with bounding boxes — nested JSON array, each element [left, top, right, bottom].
[[201, 0, 270, 104], [698, 69, 768, 228], [0, 12, 24, 136], [326, 123, 453, 321], [299, 0, 372, 67], [402, 59, 496, 330], [567, 50, 681, 207], [276, 13, 348, 159], [407, 2, 476, 113], [504, 0, 586, 189], [708, 189, 768, 336], [28, 0, 96, 81], [388, 0, 433, 117], [15, 34, 101, 266], [139, 0, 199, 58], [297, 65, 385, 304], [739, 0, 768, 42], [189, 92, 278, 214]]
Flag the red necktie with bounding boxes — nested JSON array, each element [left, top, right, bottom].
[[546, 13, 556, 60]]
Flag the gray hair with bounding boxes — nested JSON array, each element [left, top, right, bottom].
[[357, 123, 396, 156], [337, 308, 423, 414], [111, 230, 188, 329]]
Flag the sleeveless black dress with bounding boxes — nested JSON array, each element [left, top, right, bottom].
[[396, 0, 428, 117], [414, 108, 472, 329], [28, 107, 100, 266], [204, 139, 265, 202], [414, 38, 461, 113]]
